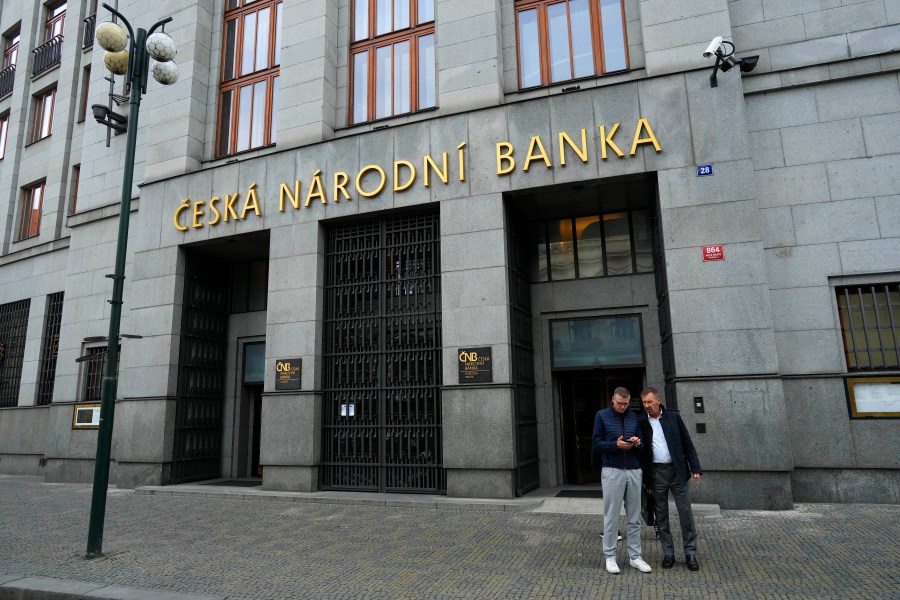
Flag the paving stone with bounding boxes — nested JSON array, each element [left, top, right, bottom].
[[0, 479, 898, 599]]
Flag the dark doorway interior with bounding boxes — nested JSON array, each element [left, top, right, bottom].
[[558, 368, 644, 484], [250, 385, 263, 477]]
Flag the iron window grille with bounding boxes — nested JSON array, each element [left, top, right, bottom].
[[32, 35, 64, 78], [837, 284, 900, 371], [0, 299, 31, 407], [36, 292, 64, 405], [83, 13, 96, 49], [76, 345, 119, 402]]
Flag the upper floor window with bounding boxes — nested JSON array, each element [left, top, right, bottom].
[[19, 181, 45, 240], [3, 30, 19, 67], [216, 0, 282, 157], [32, 86, 56, 142], [0, 112, 9, 159], [837, 284, 900, 372], [515, 0, 628, 89], [46, 2, 67, 41], [349, 0, 435, 125], [531, 209, 652, 282]]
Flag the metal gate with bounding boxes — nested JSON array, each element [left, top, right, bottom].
[[0, 299, 30, 407], [321, 212, 444, 493], [507, 214, 539, 495], [171, 252, 229, 483]]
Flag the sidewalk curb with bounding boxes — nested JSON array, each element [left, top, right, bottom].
[[0, 576, 223, 600]]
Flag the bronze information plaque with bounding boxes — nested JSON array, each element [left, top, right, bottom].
[[458, 347, 492, 384], [275, 358, 302, 390]]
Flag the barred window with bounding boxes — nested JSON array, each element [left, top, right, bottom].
[[77, 345, 119, 402], [0, 299, 31, 407], [216, 0, 282, 157], [837, 284, 900, 371], [515, 0, 628, 89], [36, 292, 64, 405], [349, 0, 435, 125]]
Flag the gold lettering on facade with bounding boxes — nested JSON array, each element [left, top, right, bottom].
[[223, 193, 239, 222], [630, 118, 662, 155], [240, 183, 261, 220], [333, 172, 351, 202], [559, 129, 588, 166], [192, 200, 205, 229], [173, 198, 190, 231], [496, 142, 515, 175], [394, 161, 416, 191], [280, 181, 301, 211], [355, 164, 387, 197], [306, 170, 326, 206], [599, 123, 624, 159], [423, 153, 448, 187], [209, 197, 222, 225], [523, 135, 552, 172], [457, 142, 466, 182]]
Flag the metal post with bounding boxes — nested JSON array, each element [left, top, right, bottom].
[[85, 6, 170, 557]]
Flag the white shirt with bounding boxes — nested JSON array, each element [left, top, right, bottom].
[[649, 409, 673, 464]]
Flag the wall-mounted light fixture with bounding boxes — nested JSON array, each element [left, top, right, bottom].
[[91, 104, 128, 133]]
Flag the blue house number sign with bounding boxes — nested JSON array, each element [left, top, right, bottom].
[[697, 164, 713, 177]]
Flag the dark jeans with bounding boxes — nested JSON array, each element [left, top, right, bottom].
[[652, 463, 697, 556]]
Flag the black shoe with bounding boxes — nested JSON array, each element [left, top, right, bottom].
[[661, 555, 675, 569], [686, 555, 700, 571]]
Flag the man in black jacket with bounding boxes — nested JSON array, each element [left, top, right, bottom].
[[639, 387, 703, 571]]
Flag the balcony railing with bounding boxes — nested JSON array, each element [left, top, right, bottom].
[[83, 14, 96, 49], [32, 35, 63, 78], [0, 64, 14, 97]]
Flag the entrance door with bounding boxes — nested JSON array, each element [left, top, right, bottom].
[[321, 212, 445, 493], [250, 385, 263, 477], [558, 368, 644, 484]]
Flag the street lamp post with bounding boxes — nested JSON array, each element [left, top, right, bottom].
[[85, 3, 178, 560]]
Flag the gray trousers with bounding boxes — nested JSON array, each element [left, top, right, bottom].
[[601, 466, 643, 559], [652, 463, 697, 556]]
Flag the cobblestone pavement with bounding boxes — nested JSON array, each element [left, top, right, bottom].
[[1, 478, 899, 599]]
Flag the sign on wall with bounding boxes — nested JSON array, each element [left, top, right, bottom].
[[274, 358, 302, 390], [72, 403, 101, 429], [702, 245, 724, 261], [458, 347, 493, 384]]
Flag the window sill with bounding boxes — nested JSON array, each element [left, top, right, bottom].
[[24, 135, 51, 148]]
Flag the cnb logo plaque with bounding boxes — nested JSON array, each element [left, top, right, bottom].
[[275, 358, 302, 391], [458, 347, 492, 384]]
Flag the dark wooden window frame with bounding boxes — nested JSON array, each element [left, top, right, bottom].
[[0, 112, 9, 160], [78, 66, 90, 122], [348, 0, 435, 125], [19, 180, 45, 240], [70, 164, 80, 214], [215, 0, 282, 158], [45, 1, 67, 42], [3, 29, 19, 68], [31, 86, 56, 142], [514, 0, 629, 90]]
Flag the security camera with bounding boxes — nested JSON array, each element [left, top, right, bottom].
[[703, 36, 724, 58]]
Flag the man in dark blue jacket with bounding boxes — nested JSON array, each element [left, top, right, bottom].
[[639, 387, 703, 571], [592, 387, 652, 574]]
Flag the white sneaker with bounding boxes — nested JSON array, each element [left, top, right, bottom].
[[605, 558, 620, 574], [629, 557, 652, 573]]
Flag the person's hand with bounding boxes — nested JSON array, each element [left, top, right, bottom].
[[631, 437, 641, 447], [616, 436, 633, 449], [692, 473, 701, 480]]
